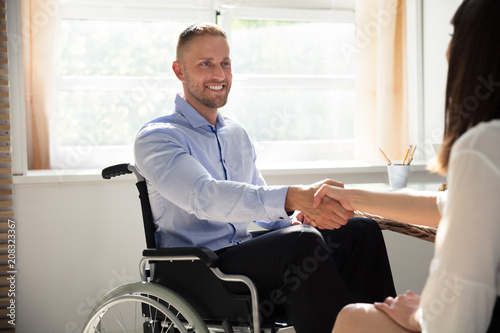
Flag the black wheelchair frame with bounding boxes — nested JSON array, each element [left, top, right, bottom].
[[83, 163, 292, 333]]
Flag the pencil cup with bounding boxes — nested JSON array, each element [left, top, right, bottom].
[[387, 164, 410, 190]]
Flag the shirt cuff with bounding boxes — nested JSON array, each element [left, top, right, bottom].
[[436, 191, 448, 216], [254, 218, 291, 230], [416, 307, 425, 332], [261, 185, 290, 220]]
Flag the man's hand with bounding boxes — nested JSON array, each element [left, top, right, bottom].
[[285, 179, 354, 229], [290, 211, 307, 225], [290, 211, 316, 226], [374, 290, 422, 332]]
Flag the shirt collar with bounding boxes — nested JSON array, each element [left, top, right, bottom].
[[174, 94, 226, 130]]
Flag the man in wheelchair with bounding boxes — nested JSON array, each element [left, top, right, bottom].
[[133, 22, 396, 333]]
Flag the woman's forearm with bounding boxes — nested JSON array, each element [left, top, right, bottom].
[[347, 189, 441, 227]]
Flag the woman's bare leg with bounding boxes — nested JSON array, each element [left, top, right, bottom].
[[332, 304, 416, 333]]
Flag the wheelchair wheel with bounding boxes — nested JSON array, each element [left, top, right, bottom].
[[83, 282, 209, 333]]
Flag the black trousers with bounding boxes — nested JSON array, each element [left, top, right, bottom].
[[216, 217, 396, 333], [487, 297, 500, 332]]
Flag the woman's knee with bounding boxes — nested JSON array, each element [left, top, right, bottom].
[[333, 302, 410, 333], [333, 303, 367, 333]]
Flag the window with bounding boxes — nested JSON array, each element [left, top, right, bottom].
[[53, 0, 356, 169], [219, 6, 355, 165]]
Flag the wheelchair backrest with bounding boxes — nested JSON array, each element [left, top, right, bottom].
[[102, 163, 157, 248]]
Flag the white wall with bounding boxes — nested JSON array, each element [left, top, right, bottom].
[[422, 0, 464, 151], [15, 176, 144, 332], [13, 0, 462, 331]]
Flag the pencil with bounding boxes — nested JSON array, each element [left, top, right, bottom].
[[408, 145, 417, 164], [402, 145, 412, 165], [379, 147, 392, 165]]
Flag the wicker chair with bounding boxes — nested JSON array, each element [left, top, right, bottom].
[[355, 211, 437, 243]]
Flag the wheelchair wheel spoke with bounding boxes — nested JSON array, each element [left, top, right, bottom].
[[161, 317, 174, 332], [83, 282, 209, 333], [117, 303, 130, 332], [100, 321, 109, 333], [95, 317, 108, 333], [109, 305, 129, 332]]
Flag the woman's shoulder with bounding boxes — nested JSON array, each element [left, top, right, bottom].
[[454, 120, 500, 150], [452, 119, 500, 165]]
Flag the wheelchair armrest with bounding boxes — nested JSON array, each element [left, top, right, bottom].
[[142, 247, 219, 268]]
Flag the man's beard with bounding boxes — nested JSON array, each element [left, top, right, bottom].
[[184, 76, 231, 109]]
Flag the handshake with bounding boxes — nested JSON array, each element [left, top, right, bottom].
[[285, 179, 355, 230]]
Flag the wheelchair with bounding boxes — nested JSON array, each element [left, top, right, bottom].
[[83, 163, 292, 333]]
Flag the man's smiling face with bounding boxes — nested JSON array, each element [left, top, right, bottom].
[[176, 34, 232, 113]]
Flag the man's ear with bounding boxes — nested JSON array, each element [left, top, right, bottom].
[[172, 61, 185, 81]]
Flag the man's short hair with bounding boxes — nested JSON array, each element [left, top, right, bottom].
[[176, 23, 227, 61]]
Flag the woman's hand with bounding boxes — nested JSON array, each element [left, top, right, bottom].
[[313, 184, 354, 212], [374, 290, 422, 332]]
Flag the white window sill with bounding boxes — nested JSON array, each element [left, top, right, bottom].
[[13, 161, 445, 185], [13, 168, 121, 185]]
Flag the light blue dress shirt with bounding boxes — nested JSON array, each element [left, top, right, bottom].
[[134, 94, 291, 251]]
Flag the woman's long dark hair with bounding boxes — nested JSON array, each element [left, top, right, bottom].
[[433, 0, 500, 175]]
